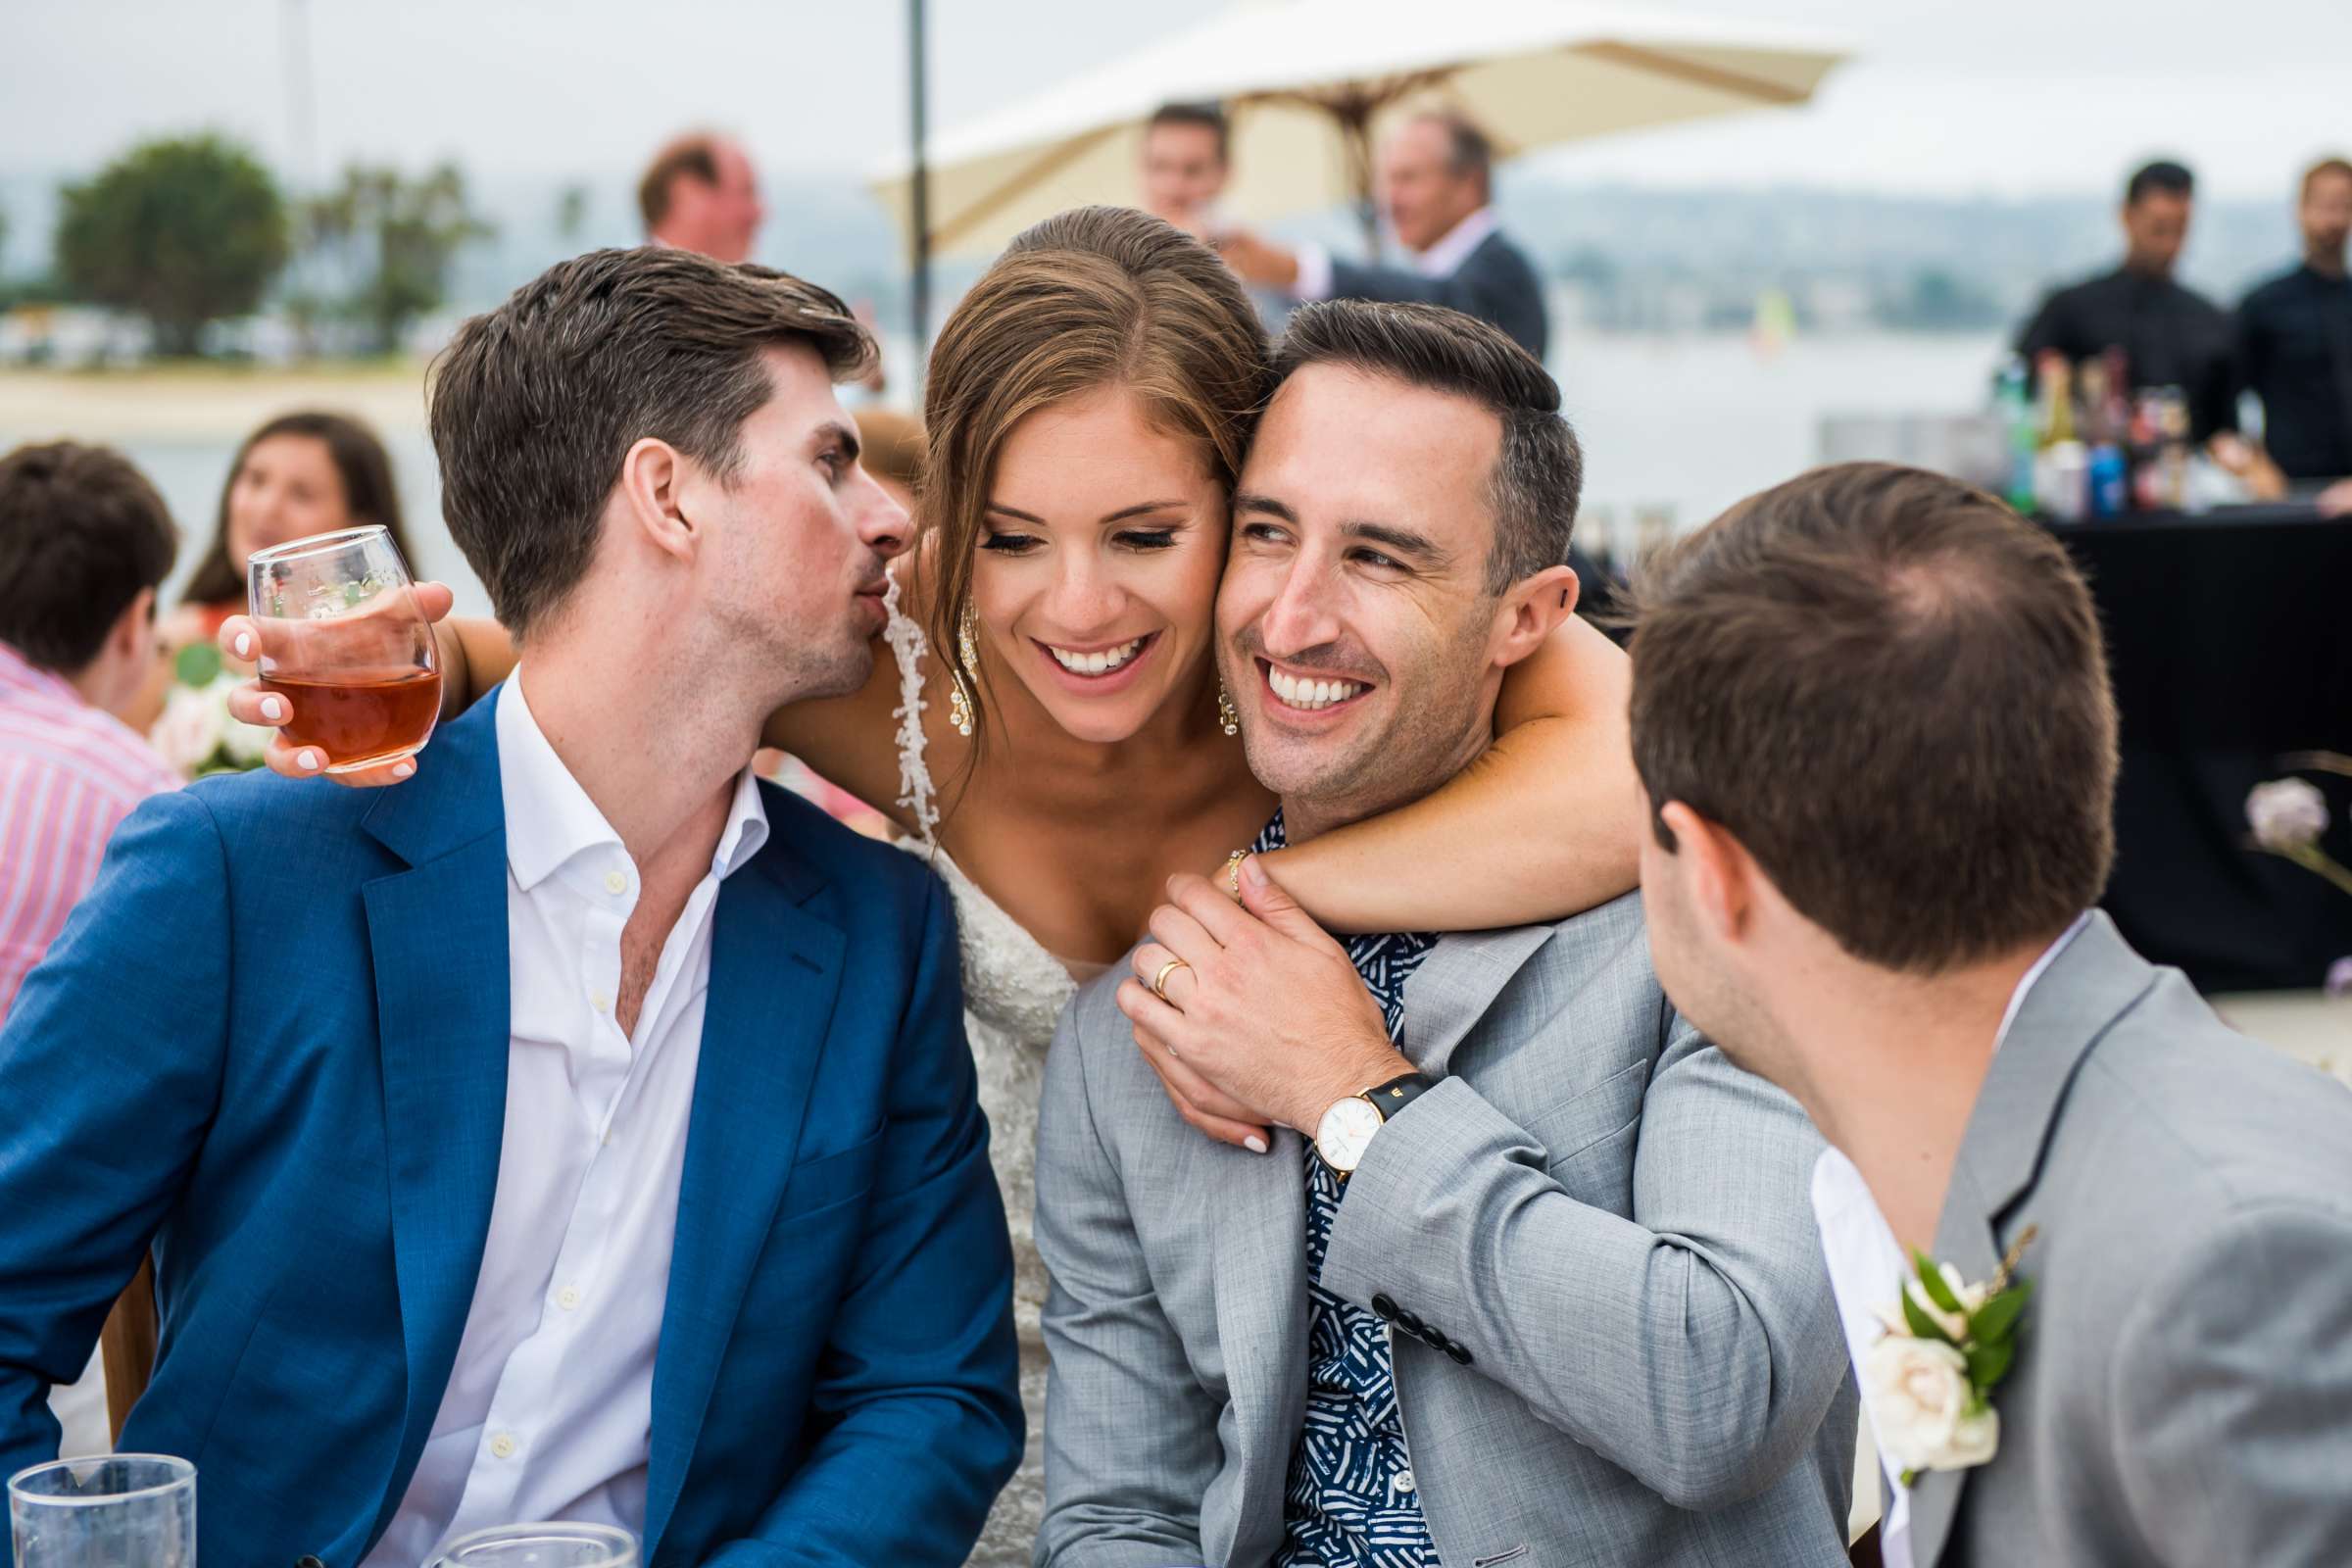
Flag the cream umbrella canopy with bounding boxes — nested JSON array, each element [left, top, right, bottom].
[[872, 0, 1848, 266]]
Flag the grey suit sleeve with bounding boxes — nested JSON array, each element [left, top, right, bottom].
[[1318, 1010, 1848, 1510], [1033, 996, 1218, 1568], [2112, 1204, 2352, 1566]]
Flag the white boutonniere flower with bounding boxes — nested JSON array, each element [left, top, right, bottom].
[[1864, 1226, 2038, 1486]]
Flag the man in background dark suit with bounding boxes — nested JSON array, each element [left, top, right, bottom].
[[1216, 110, 1549, 361]]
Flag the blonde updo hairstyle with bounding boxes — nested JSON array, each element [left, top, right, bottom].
[[919, 205, 1271, 745]]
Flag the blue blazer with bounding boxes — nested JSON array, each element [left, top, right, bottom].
[[0, 696, 1020, 1567], [1327, 229, 1550, 363]]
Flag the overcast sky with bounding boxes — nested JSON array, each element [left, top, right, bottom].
[[6, 0, 2348, 203]]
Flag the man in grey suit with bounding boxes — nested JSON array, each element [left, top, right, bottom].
[[1629, 462, 2352, 1567], [1214, 112, 1549, 360], [1034, 300, 1855, 1568]]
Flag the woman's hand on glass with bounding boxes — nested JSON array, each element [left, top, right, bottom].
[[215, 580, 456, 787]]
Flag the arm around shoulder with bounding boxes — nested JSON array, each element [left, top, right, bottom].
[[2110, 1202, 2352, 1566], [1270, 612, 1639, 933]]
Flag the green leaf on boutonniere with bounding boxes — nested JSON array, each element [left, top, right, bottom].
[[1965, 1338, 2014, 1390], [1901, 1283, 1957, 1345], [175, 640, 223, 687], [1912, 1249, 1965, 1313], [1969, 1280, 2034, 1345]]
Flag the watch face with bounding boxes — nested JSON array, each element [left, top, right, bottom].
[[1315, 1096, 1385, 1173]]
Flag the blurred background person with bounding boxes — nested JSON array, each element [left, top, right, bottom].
[[0, 440, 181, 1464], [2016, 160, 2238, 444], [1138, 100, 1230, 233], [637, 130, 765, 264], [0, 440, 179, 1028], [2237, 156, 2352, 511], [130, 411, 410, 731], [1214, 109, 1548, 360]]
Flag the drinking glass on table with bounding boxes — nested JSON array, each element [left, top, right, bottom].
[[245, 524, 442, 774], [430, 1522, 639, 1567], [9, 1453, 196, 1568]]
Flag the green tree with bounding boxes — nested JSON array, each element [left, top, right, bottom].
[[555, 183, 589, 247], [55, 134, 289, 355], [305, 162, 493, 354]]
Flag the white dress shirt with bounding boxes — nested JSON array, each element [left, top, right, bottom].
[[1811, 912, 2090, 1568], [363, 673, 768, 1567], [1292, 205, 1502, 300]]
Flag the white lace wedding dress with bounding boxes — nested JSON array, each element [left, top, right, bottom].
[[880, 581, 1102, 1567]]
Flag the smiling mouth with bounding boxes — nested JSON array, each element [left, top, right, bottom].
[[1261, 660, 1372, 712], [1042, 632, 1156, 678]]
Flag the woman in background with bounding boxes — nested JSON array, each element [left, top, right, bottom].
[[127, 410, 410, 730]]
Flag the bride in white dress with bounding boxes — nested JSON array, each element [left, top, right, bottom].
[[254, 208, 1646, 1565]]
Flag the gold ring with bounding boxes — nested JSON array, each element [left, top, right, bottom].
[[1151, 956, 1191, 1002]]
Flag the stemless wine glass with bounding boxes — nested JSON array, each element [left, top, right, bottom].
[[430, 1523, 639, 1568], [246, 524, 442, 774], [9, 1453, 196, 1568]]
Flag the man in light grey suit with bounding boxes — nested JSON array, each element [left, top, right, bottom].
[[1035, 300, 1856, 1568], [1629, 462, 2352, 1567]]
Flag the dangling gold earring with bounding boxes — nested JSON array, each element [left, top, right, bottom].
[[948, 604, 978, 738], [1216, 679, 1240, 737]]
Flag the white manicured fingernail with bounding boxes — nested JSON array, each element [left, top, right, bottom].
[[232, 632, 251, 658], [297, 750, 320, 771], [392, 760, 415, 779], [260, 695, 285, 721], [1245, 1135, 1268, 1154]]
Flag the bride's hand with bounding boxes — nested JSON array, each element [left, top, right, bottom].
[[214, 581, 457, 787]]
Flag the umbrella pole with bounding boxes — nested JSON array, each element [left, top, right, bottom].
[[908, 0, 931, 392]]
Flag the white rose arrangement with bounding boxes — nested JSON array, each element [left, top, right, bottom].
[[2244, 754, 2352, 998], [1864, 1228, 2037, 1486], [150, 643, 274, 778]]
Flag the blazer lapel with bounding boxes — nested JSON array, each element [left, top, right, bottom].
[[356, 699, 513, 1529], [642, 838, 844, 1552], [1399, 923, 1555, 1076], [1212, 1126, 1310, 1533], [1909, 913, 2161, 1566]]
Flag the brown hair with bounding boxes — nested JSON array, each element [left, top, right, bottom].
[[639, 133, 720, 232], [2303, 156, 2352, 201], [1628, 462, 2117, 974], [0, 441, 177, 671], [182, 410, 409, 609], [429, 245, 872, 639], [1407, 109, 1496, 203], [919, 205, 1270, 741], [1272, 299, 1580, 591], [1145, 102, 1230, 165]]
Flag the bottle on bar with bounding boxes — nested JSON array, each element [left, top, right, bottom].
[[2033, 351, 2088, 521], [1995, 356, 2036, 513]]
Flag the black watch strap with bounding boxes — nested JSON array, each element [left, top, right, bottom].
[[1364, 1071, 1437, 1124]]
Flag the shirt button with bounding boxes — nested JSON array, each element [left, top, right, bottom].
[[589, 991, 611, 1013], [558, 1285, 582, 1311], [1395, 1469, 1415, 1493], [489, 1432, 517, 1460], [605, 870, 628, 896]]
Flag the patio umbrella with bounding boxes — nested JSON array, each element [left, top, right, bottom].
[[872, 0, 1849, 270]]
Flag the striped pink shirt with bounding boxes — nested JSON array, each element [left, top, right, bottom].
[[0, 640, 182, 1025]]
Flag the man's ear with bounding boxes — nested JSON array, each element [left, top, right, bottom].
[[1488, 563, 1578, 670], [1659, 800, 1758, 949], [111, 587, 156, 664], [615, 437, 698, 564]]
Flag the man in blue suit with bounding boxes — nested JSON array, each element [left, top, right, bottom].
[[1213, 111, 1550, 362], [0, 248, 1021, 1567]]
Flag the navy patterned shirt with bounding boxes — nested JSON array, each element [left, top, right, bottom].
[[1256, 813, 1442, 1568]]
